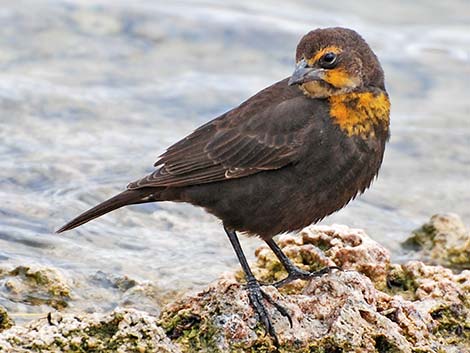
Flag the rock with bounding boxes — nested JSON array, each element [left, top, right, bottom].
[[161, 271, 416, 353], [161, 224, 470, 352], [90, 271, 175, 315], [0, 265, 174, 327], [248, 224, 390, 292], [0, 306, 14, 332], [1, 222, 470, 352], [403, 213, 470, 269], [386, 261, 470, 352], [0, 308, 181, 353], [0, 265, 71, 310]]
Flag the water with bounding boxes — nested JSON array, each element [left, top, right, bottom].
[[1, 0, 469, 321]]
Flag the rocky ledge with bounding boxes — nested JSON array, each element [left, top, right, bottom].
[[0, 214, 469, 352]]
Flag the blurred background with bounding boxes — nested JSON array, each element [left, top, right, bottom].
[[0, 0, 469, 321]]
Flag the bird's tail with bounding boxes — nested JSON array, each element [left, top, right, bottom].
[[56, 189, 153, 233]]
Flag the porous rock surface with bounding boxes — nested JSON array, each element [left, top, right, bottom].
[[164, 222, 470, 352], [0, 308, 180, 353], [1, 215, 469, 352]]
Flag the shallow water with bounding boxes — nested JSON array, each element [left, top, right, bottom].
[[1, 0, 469, 320]]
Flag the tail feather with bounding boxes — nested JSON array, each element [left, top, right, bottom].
[[56, 189, 151, 233]]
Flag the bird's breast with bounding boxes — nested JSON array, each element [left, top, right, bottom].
[[328, 90, 390, 138]]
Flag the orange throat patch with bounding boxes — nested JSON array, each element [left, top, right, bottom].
[[328, 91, 390, 137]]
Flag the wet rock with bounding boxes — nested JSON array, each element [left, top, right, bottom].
[[0, 265, 71, 310], [89, 271, 177, 315], [0, 308, 181, 353], [2, 222, 470, 352], [403, 213, 470, 269], [0, 306, 13, 332]]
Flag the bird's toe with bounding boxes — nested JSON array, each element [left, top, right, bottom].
[[245, 280, 283, 346]]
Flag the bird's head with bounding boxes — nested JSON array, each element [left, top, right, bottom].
[[289, 27, 385, 98]]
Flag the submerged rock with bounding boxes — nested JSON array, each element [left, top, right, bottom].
[[0, 265, 71, 310], [89, 271, 175, 315], [403, 213, 470, 269], [1, 221, 470, 352]]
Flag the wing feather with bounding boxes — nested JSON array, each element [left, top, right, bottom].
[[128, 79, 315, 189]]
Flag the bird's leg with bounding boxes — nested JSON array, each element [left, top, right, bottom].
[[224, 226, 292, 345], [265, 238, 340, 288]]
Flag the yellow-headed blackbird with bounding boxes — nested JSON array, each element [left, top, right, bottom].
[[58, 27, 390, 343]]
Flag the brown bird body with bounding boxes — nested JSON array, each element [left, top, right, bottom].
[[57, 27, 390, 343], [130, 80, 388, 239]]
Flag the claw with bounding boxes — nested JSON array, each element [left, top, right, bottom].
[[245, 280, 291, 346], [261, 290, 293, 328]]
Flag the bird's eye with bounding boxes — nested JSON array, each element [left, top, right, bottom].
[[320, 52, 337, 69]]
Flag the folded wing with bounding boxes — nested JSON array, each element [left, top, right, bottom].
[[127, 79, 314, 189]]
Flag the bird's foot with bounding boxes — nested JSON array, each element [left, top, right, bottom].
[[272, 265, 341, 288], [245, 279, 292, 346]]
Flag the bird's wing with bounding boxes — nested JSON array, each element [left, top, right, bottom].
[[127, 79, 315, 189]]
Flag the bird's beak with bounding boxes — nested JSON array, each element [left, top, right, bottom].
[[288, 59, 324, 86]]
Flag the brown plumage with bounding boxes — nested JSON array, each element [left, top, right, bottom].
[[57, 27, 390, 343]]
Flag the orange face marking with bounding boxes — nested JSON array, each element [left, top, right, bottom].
[[300, 69, 360, 98], [322, 68, 359, 89], [304, 46, 359, 90], [329, 92, 390, 137], [300, 81, 334, 98], [307, 45, 342, 67]]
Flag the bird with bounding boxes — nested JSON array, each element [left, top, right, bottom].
[[57, 27, 390, 344]]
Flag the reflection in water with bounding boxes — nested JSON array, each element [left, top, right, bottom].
[[0, 0, 469, 320]]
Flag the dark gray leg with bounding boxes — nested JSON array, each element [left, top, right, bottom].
[[265, 238, 340, 288], [224, 226, 292, 345]]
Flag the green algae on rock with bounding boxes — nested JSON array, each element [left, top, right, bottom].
[[386, 260, 470, 351], [0, 265, 71, 311], [0, 306, 13, 332], [403, 213, 470, 269]]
